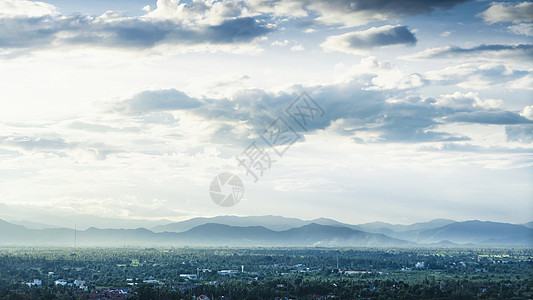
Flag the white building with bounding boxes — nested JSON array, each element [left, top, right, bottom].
[[74, 280, 86, 287], [55, 279, 67, 286], [217, 270, 238, 276], [26, 279, 42, 287]]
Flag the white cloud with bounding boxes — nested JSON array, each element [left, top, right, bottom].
[[478, 1, 533, 24], [440, 31, 452, 37], [290, 43, 305, 51], [508, 23, 533, 36], [433, 92, 503, 110], [521, 105, 533, 120], [142, 5, 151, 12], [144, 0, 246, 26], [0, 4, 273, 57], [246, 0, 308, 18], [334, 57, 423, 90], [424, 63, 528, 90], [508, 72, 533, 90], [0, 0, 57, 18], [271, 39, 289, 46]]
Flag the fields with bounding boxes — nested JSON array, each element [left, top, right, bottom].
[[0, 247, 531, 299]]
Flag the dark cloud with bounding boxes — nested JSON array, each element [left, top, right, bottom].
[[111, 89, 203, 115], [446, 111, 533, 125], [506, 124, 533, 143], [299, 0, 472, 26], [448, 44, 533, 54], [204, 18, 272, 43], [309, 0, 471, 18], [322, 25, 417, 53], [407, 44, 533, 60], [111, 83, 529, 144], [0, 14, 272, 52], [352, 25, 416, 48], [0, 16, 58, 48]]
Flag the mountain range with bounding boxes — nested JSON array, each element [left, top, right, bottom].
[[0, 216, 532, 247]]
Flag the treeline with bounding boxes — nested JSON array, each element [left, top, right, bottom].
[[0, 247, 531, 299]]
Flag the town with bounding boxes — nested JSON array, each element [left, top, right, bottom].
[[0, 247, 531, 299]]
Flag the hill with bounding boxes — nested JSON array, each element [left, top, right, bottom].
[[417, 220, 533, 246], [0, 219, 409, 247]]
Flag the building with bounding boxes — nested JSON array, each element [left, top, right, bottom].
[[217, 270, 238, 276], [54, 279, 67, 286], [74, 280, 85, 287], [142, 279, 159, 284], [26, 279, 42, 287], [180, 274, 198, 280]]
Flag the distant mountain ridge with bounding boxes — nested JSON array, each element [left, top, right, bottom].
[[0, 217, 532, 247], [0, 220, 409, 247], [416, 220, 533, 246], [151, 215, 348, 232]]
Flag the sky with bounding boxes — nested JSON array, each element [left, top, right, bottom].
[[0, 0, 532, 226]]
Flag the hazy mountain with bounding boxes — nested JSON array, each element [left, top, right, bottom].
[[0, 219, 408, 247], [0, 203, 172, 230], [416, 220, 533, 246], [1, 218, 532, 247], [523, 221, 533, 229], [6, 214, 172, 231], [174, 223, 409, 247], [357, 219, 457, 234], [152, 215, 353, 232], [152, 216, 461, 235], [7, 220, 60, 230]]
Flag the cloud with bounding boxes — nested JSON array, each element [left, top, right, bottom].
[[0, 0, 57, 18], [0, 135, 121, 160], [321, 25, 417, 54], [290, 43, 305, 51], [162, 0, 473, 28], [508, 23, 533, 36], [446, 111, 533, 125], [144, 0, 249, 26], [0, 136, 71, 151], [0, 2, 273, 56], [335, 57, 424, 90], [271, 39, 289, 46], [508, 73, 533, 90], [305, 0, 472, 27], [246, 0, 308, 18], [403, 44, 533, 61], [506, 124, 533, 143], [105, 78, 526, 145], [424, 63, 530, 90], [109, 89, 203, 115], [521, 105, 533, 120], [432, 91, 502, 110], [478, 1, 533, 24]]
